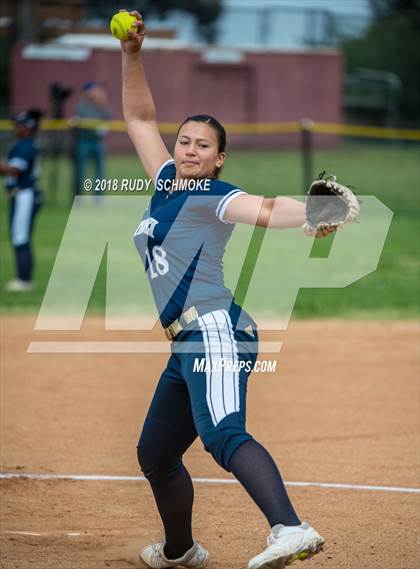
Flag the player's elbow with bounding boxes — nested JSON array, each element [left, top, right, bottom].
[[123, 105, 156, 124], [256, 198, 276, 227], [123, 111, 140, 124]]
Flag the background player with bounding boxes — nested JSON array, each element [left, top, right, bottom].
[[121, 10, 332, 569], [72, 81, 112, 197], [0, 109, 43, 292]]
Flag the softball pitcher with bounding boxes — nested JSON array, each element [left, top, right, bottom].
[[120, 11, 357, 569]]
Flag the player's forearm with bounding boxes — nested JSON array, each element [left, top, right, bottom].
[[0, 162, 19, 176], [265, 197, 306, 229], [122, 52, 156, 122]]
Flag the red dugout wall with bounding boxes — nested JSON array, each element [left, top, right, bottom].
[[11, 44, 342, 150]]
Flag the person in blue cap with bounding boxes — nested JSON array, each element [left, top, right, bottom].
[[0, 109, 43, 292], [72, 81, 112, 197]]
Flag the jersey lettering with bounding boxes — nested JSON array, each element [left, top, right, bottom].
[[134, 217, 158, 238]]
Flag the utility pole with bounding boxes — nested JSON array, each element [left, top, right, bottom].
[[18, 0, 35, 42]]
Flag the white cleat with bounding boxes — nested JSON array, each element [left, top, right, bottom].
[[139, 540, 209, 569], [4, 279, 34, 292], [248, 522, 324, 569]]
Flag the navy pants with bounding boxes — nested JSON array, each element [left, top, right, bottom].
[[137, 308, 258, 482], [74, 137, 104, 196]]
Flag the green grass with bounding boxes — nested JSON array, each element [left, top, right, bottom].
[[1, 141, 419, 319]]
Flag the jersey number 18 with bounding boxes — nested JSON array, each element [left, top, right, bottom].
[[145, 246, 169, 279]]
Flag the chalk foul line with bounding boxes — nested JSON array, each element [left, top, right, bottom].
[[0, 472, 418, 494]]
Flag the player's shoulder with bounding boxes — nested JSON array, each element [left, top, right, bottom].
[[8, 139, 24, 155], [184, 176, 246, 224], [207, 177, 244, 197], [13, 137, 36, 157], [208, 178, 246, 223], [7, 139, 34, 164], [154, 158, 176, 187]]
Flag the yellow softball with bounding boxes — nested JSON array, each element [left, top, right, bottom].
[[110, 11, 137, 40]]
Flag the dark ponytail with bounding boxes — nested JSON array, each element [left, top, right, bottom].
[[177, 114, 227, 179]]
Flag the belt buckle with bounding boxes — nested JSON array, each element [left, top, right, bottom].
[[164, 326, 174, 340], [165, 306, 198, 340], [165, 320, 182, 340]]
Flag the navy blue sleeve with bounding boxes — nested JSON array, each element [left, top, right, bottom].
[[4, 140, 39, 191], [151, 159, 176, 206], [210, 179, 246, 224], [154, 159, 176, 188], [8, 140, 36, 173]]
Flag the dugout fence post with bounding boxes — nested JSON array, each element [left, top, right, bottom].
[[48, 82, 73, 206], [300, 118, 314, 192]]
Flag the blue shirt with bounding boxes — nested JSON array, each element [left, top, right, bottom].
[[4, 137, 39, 193], [74, 100, 112, 141], [134, 159, 247, 328]]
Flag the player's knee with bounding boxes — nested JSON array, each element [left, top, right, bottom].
[[14, 242, 30, 251], [136, 442, 182, 485], [136, 441, 160, 478], [199, 427, 251, 472]]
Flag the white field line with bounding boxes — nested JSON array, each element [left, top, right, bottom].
[[27, 341, 282, 353], [4, 531, 42, 536], [0, 472, 419, 494], [3, 531, 88, 537]]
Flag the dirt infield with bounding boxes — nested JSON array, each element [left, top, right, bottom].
[[1, 316, 419, 569]]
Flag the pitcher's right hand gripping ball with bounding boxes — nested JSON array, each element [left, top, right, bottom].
[[110, 10, 137, 40], [303, 172, 360, 238]]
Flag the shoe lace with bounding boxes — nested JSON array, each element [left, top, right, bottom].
[[195, 547, 205, 561], [150, 542, 165, 563], [267, 527, 283, 546], [268, 526, 303, 546]]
